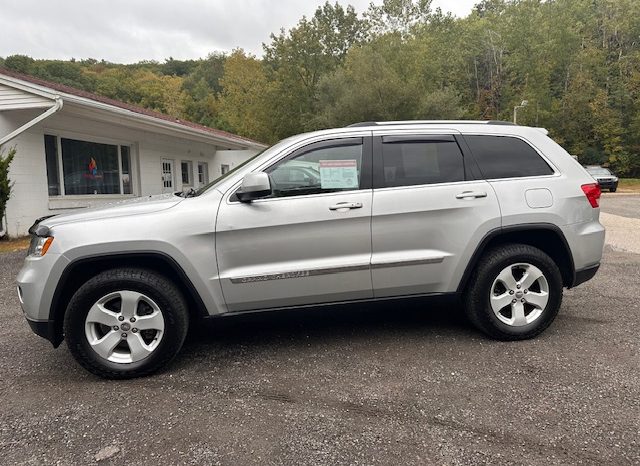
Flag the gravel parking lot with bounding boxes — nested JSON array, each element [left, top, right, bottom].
[[1, 196, 638, 465]]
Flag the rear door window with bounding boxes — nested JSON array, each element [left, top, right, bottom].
[[464, 135, 553, 179], [380, 137, 465, 188]]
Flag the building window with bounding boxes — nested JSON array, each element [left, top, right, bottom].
[[221, 164, 230, 175], [121, 145, 132, 194], [181, 161, 193, 186], [44, 134, 60, 196], [197, 162, 209, 185], [44, 135, 134, 196]]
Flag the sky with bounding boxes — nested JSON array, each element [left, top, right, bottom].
[[0, 0, 477, 64]]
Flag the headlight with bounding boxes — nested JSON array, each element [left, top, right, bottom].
[[613, 177, 619, 182], [28, 236, 54, 256]]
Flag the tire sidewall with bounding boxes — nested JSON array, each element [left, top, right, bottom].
[[473, 247, 563, 339], [65, 271, 187, 377]]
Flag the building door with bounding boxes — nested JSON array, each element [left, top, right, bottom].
[[161, 159, 174, 193]]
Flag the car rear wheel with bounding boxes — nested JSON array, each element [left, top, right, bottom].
[[464, 244, 563, 340], [64, 268, 189, 379]]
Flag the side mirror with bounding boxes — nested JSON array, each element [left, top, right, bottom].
[[236, 172, 272, 202]]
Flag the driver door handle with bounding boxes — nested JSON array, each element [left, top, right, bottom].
[[456, 191, 487, 199], [329, 202, 363, 211]]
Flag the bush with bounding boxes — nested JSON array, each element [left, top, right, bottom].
[[0, 146, 16, 234]]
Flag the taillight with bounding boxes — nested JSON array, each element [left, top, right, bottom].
[[581, 183, 601, 208]]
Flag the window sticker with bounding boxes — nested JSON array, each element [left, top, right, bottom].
[[319, 160, 358, 189]]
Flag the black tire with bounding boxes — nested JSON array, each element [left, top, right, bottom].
[[463, 244, 563, 340], [64, 268, 189, 379], [610, 187, 617, 193]]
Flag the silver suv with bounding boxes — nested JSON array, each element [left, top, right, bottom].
[[17, 121, 605, 378]]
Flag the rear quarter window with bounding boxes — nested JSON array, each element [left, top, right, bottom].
[[465, 135, 553, 179]]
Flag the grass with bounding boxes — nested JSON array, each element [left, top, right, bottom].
[[618, 178, 640, 193], [0, 236, 30, 254]]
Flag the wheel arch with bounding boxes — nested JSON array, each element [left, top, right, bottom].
[[48, 252, 209, 348], [457, 224, 576, 293]]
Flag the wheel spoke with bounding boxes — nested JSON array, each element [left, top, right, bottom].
[[525, 291, 549, 310], [90, 330, 122, 359], [135, 311, 164, 331], [86, 303, 118, 326], [496, 266, 518, 290], [126, 333, 154, 362], [519, 265, 544, 290], [490, 292, 513, 313], [511, 301, 527, 326], [119, 291, 140, 318]]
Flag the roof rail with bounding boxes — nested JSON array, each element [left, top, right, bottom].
[[486, 120, 516, 126], [346, 120, 516, 127], [346, 121, 378, 127]]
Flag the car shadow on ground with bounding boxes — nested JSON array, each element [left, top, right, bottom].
[[181, 298, 473, 354]]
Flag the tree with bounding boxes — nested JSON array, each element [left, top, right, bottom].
[[0, 147, 16, 236], [263, 1, 364, 136], [217, 50, 274, 143], [364, 0, 433, 37], [3, 55, 35, 74]]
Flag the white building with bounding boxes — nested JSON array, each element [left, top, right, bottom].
[[0, 69, 266, 237]]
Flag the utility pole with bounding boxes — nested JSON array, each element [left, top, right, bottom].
[[513, 100, 528, 124]]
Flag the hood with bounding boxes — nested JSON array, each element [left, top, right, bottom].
[[39, 193, 184, 230]]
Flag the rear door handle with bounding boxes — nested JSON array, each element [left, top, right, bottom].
[[456, 191, 487, 199], [329, 202, 363, 211]]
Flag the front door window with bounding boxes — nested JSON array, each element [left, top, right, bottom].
[[266, 139, 364, 198]]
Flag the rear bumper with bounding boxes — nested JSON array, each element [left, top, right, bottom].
[[572, 263, 600, 288]]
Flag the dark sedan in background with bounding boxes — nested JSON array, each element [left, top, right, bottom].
[[585, 166, 619, 192]]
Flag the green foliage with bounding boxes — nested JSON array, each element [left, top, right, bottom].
[[364, 0, 433, 37], [0, 147, 16, 230], [217, 50, 274, 143], [2, 0, 640, 174], [262, 1, 364, 138]]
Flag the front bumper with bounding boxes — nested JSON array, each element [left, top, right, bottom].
[[25, 318, 59, 346], [17, 252, 69, 348], [596, 179, 618, 190]]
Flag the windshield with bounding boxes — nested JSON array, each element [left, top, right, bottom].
[[586, 167, 612, 176], [194, 136, 301, 195], [194, 148, 267, 195]]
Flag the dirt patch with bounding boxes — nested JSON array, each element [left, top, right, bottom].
[[0, 236, 29, 254]]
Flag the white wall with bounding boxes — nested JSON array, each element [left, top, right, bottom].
[[214, 149, 259, 178], [1, 108, 260, 237]]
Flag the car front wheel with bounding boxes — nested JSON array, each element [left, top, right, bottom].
[[64, 268, 189, 379], [464, 244, 563, 340]]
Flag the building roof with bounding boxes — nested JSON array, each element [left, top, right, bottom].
[[0, 67, 266, 149]]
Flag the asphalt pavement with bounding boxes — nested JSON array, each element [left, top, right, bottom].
[[600, 194, 640, 219], [0, 196, 638, 465]]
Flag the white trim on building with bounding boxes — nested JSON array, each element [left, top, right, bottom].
[[0, 70, 266, 237]]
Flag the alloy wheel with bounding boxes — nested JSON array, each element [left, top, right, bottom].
[[84, 290, 165, 363], [489, 263, 549, 327]]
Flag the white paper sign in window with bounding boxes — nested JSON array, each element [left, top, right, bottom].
[[319, 160, 358, 189]]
